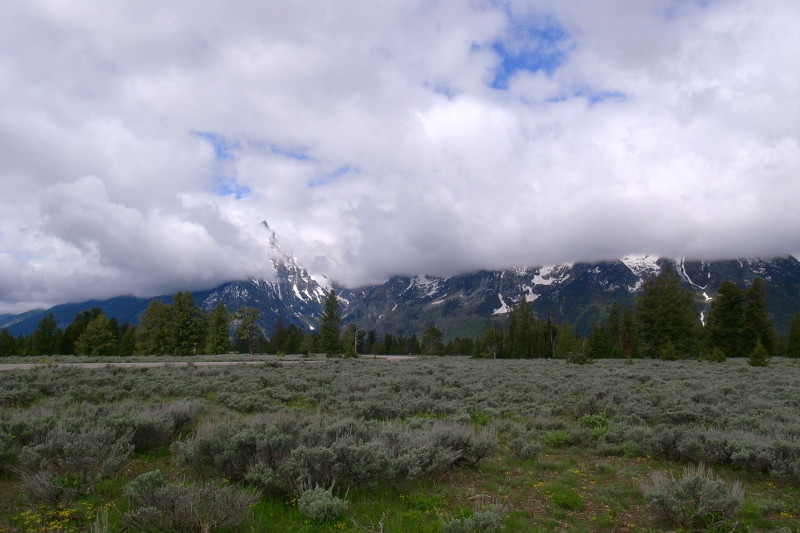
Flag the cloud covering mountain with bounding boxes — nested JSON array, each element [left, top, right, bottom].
[[1, 1, 799, 313]]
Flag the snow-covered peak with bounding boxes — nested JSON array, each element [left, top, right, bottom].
[[406, 274, 444, 297], [621, 255, 661, 279], [532, 264, 573, 286]]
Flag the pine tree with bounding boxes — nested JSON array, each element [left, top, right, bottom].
[[343, 323, 359, 358], [285, 324, 303, 354], [205, 302, 230, 355], [301, 333, 315, 356], [743, 277, 775, 356], [0, 328, 18, 356], [172, 292, 207, 355], [61, 308, 103, 354], [787, 311, 800, 358], [270, 318, 288, 354], [507, 296, 533, 358], [634, 266, 699, 359], [31, 313, 63, 355], [75, 314, 118, 356], [319, 290, 342, 356], [748, 340, 769, 367], [234, 307, 262, 355], [707, 281, 746, 358], [606, 302, 623, 357], [422, 325, 444, 355], [136, 300, 175, 355], [553, 321, 579, 359], [118, 324, 136, 356]]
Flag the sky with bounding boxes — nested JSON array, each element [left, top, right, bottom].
[[1, 0, 799, 314]]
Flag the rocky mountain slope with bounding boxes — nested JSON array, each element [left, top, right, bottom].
[[2, 227, 799, 339]]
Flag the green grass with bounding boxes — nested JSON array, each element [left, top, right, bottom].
[[2, 358, 800, 532]]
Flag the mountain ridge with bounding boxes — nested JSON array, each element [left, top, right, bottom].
[[2, 251, 799, 340]]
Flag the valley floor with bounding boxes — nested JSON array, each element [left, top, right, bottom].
[[1, 356, 798, 531]]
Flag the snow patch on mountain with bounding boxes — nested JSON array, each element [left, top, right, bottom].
[[621, 255, 661, 279], [520, 284, 539, 302], [407, 275, 443, 297], [310, 273, 331, 293], [493, 293, 512, 315], [678, 258, 707, 290], [532, 264, 573, 286]]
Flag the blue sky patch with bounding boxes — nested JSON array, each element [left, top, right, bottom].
[[268, 143, 310, 161], [545, 87, 627, 106], [248, 139, 312, 161], [212, 177, 250, 199], [308, 165, 357, 188], [192, 131, 240, 160], [490, 13, 571, 89]]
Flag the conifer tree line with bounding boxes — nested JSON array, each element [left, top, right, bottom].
[[1, 269, 800, 358], [0, 293, 267, 357], [478, 267, 795, 362]]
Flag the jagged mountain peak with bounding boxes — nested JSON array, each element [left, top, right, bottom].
[[621, 254, 662, 279], [2, 254, 798, 341]]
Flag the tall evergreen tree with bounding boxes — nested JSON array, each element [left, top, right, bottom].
[[743, 277, 775, 355], [285, 324, 303, 354], [270, 317, 288, 354], [342, 323, 359, 357], [606, 301, 623, 357], [633, 266, 699, 359], [117, 324, 136, 356], [75, 314, 118, 356], [136, 300, 175, 355], [205, 302, 230, 355], [621, 308, 636, 358], [422, 325, 444, 355], [365, 330, 378, 354], [383, 333, 395, 355], [172, 292, 207, 355], [61, 308, 102, 354], [553, 321, 579, 359], [786, 310, 800, 358], [507, 296, 533, 358], [0, 328, 18, 356], [31, 313, 62, 355], [234, 307, 262, 355], [707, 281, 746, 358], [318, 290, 342, 356]]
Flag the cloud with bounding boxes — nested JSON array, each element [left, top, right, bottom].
[[0, 0, 798, 312]]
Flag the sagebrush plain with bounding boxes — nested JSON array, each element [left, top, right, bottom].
[[1, 356, 799, 532]]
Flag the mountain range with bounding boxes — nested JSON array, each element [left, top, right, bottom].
[[2, 225, 799, 339]]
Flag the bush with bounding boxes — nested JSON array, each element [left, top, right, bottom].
[[565, 351, 593, 365], [17, 421, 133, 498], [508, 437, 541, 460], [541, 430, 571, 448], [441, 505, 505, 533], [297, 486, 347, 522], [125, 470, 258, 532], [173, 414, 497, 495], [748, 341, 769, 367], [640, 464, 744, 529], [708, 347, 727, 362]]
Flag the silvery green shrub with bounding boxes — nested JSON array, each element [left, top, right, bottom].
[[18, 421, 132, 495], [640, 464, 744, 529], [442, 506, 505, 533], [296, 486, 347, 522], [508, 437, 541, 460], [125, 469, 258, 533]]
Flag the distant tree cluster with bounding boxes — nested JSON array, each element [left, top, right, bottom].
[[0, 293, 265, 357], [472, 266, 792, 364], [0, 308, 137, 357]]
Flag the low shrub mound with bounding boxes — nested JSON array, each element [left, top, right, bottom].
[[640, 463, 744, 530]]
